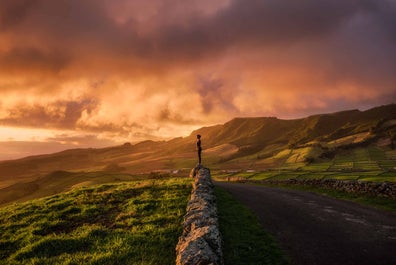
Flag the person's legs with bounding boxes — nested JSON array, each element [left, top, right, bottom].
[[198, 150, 202, 164]]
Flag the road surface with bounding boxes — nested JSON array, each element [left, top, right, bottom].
[[216, 182, 396, 265]]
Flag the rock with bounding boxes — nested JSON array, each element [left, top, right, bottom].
[[260, 178, 396, 198], [176, 166, 223, 265], [190, 164, 203, 178]]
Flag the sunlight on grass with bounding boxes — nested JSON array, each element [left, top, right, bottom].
[[215, 187, 289, 265], [0, 178, 192, 264]]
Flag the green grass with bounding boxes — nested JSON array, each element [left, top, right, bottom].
[[358, 176, 396, 182], [0, 171, 182, 207], [274, 149, 292, 159], [268, 172, 306, 181], [368, 147, 387, 160], [296, 173, 328, 180], [215, 187, 289, 265], [324, 174, 360, 180], [359, 172, 396, 182], [0, 178, 192, 265], [353, 148, 370, 161], [329, 161, 354, 170], [215, 173, 234, 178], [267, 143, 392, 174], [221, 169, 396, 183], [250, 172, 281, 180], [230, 172, 256, 179], [379, 160, 396, 170], [301, 162, 331, 171], [353, 161, 381, 171], [285, 146, 323, 164], [261, 183, 396, 213], [386, 150, 396, 159]]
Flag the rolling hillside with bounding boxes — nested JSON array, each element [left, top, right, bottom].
[[0, 104, 395, 202], [0, 178, 192, 264]]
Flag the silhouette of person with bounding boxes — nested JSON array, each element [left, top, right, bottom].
[[196, 134, 202, 164]]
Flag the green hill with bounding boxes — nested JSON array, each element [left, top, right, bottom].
[[0, 171, 164, 206], [0, 104, 395, 263], [1, 104, 395, 202], [0, 178, 191, 264]]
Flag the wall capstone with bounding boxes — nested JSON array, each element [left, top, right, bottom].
[[176, 165, 223, 265]]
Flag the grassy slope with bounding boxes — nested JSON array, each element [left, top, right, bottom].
[[0, 178, 192, 265], [2, 104, 395, 183], [214, 145, 396, 183], [0, 171, 179, 207], [0, 104, 395, 207], [215, 187, 289, 265]]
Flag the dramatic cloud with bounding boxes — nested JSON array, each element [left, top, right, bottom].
[[0, 99, 98, 128], [0, 0, 395, 159]]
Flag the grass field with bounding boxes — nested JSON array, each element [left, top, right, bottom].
[[214, 170, 396, 183], [260, 183, 396, 213], [213, 145, 396, 183], [0, 170, 192, 207], [0, 178, 192, 265], [215, 187, 289, 265]]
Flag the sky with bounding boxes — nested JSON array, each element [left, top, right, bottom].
[[0, 0, 395, 160]]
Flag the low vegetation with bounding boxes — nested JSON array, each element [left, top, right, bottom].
[[215, 187, 289, 265], [0, 171, 189, 207], [213, 146, 396, 183], [0, 105, 395, 264], [2, 105, 396, 187], [0, 178, 192, 265], [260, 183, 396, 213], [213, 145, 396, 214]]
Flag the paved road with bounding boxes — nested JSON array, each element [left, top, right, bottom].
[[216, 182, 396, 265]]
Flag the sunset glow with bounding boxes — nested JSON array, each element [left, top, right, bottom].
[[0, 126, 55, 142], [0, 0, 395, 159]]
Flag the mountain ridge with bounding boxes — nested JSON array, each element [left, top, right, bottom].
[[0, 104, 395, 186]]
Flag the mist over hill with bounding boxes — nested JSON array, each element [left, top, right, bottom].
[[0, 104, 395, 192]]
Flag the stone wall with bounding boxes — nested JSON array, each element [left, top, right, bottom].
[[256, 178, 396, 199], [176, 165, 223, 265]]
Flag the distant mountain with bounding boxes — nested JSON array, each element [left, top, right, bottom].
[[192, 104, 396, 149], [1, 104, 395, 188]]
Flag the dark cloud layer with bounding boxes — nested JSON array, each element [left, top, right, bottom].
[[0, 99, 98, 129], [162, 0, 361, 49], [0, 0, 395, 154], [2, 0, 395, 67], [196, 76, 238, 114], [0, 47, 70, 74]]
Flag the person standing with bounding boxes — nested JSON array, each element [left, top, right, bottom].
[[196, 134, 202, 164]]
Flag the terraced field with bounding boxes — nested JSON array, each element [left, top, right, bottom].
[[213, 146, 396, 183]]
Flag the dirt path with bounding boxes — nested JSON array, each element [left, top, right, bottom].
[[216, 182, 396, 265]]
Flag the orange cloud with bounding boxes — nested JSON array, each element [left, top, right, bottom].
[[0, 0, 395, 159]]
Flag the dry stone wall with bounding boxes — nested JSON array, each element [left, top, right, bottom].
[[176, 165, 223, 265], [257, 178, 396, 198]]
